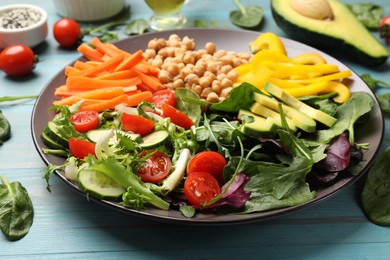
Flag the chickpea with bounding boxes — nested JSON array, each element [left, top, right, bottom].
[[185, 73, 199, 86], [211, 80, 222, 94], [167, 64, 180, 76], [221, 87, 233, 98], [201, 87, 213, 98], [144, 49, 156, 60], [183, 51, 195, 64], [220, 65, 233, 74], [206, 92, 219, 103], [151, 58, 163, 68], [147, 39, 158, 49], [227, 69, 238, 81], [180, 67, 192, 78], [214, 50, 227, 58], [232, 57, 243, 67], [221, 78, 233, 89], [191, 84, 202, 95], [173, 78, 185, 89], [205, 42, 216, 54], [158, 70, 172, 83], [199, 76, 212, 88], [207, 61, 219, 74], [193, 64, 205, 77]]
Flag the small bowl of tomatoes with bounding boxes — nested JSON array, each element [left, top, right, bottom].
[[0, 4, 48, 49]]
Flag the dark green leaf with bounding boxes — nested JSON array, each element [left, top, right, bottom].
[[0, 176, 34, 241], [175, 88, 202, 124], [362, 147, 390, 225], [0, 110, 11, 143], [124, 19, 150, 35], [377, 93, 390, 113], [230, 0, 263, 29]]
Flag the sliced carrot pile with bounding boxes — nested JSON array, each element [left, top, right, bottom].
[[53, 37, 165, 112]]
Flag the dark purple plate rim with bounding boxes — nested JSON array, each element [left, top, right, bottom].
[[31, 28, 384, 225]]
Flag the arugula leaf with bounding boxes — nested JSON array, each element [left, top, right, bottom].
[[0, 176, 34, 241]]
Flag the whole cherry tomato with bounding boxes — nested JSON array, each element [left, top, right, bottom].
[[0, 44, 36, 77], [53, 18, 82, 48], [187, 151, 227, 185], [379, 15, 390, 45]]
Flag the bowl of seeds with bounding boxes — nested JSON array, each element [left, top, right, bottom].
[[0, 4, 48, 49]]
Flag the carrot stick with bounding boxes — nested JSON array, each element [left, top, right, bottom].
[[79, 94, 129, 112], [126, 91, 153, 107], [65, 66, 81, 76], [137, 72, 165, 92], [53, 87, 126, 106], [77, 43, 104, 62], [66, 76, 142, 90], [106, 43, 131, 58], [90, 37, 121, 57], [73, 60, 97, 70], [54, 85, 84, 97], [70, 54, 124, 77], [95, 69, 139, 80], [135, 61, 159, 77], [114, 50, 145, 72]]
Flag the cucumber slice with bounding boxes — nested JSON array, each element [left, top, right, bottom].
[[87, 129, 141, 143], [78, 169, 126, 200], [140, 130, 170, 149], [41, 131, 66, 149], [43, 121, 69, 148]]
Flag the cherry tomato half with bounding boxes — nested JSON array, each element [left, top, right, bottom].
[[161, 103, 194, 130], [151, 89, 176, 109], [53, 18, 82, 48], [0, 44, 36, 77], [137, 151, 172, 183], [70, 110, 99, 133], [121, 113, 154, 136], [187, 151, 227, 185], [69, 138, 96, 159], [184, 171, 221, 206]]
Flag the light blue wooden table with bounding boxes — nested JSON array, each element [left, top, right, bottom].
[[1, 0, 390, 259]]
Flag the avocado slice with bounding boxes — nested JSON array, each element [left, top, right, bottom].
[[264, 82, 337, 127], [252, 92, 317, 133], [250, 102, 297, 132], [238, 109, 279, 138], [271, 0, 389, 66]]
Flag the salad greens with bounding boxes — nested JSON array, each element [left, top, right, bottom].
[[0, 111, 11, 145], [42, 82, 376, 218], [0, 176, 34, 241], [346, 3, 384, 30]]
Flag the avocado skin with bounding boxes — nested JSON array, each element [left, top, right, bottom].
[[271, 2, 388, 67]]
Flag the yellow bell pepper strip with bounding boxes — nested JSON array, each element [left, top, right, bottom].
[[251, 49, 291, 64], [282, 81, 328, 97], [234, 65, 274, 89], [249, 32, 287, 55], [319, 81, 351, 103], [287, 70, 352, 84], [269, 78, 303, 88], [272, 63, 340, 79], [291, 53, 327, 65]]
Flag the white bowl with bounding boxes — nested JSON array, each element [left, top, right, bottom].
[[52, 0, 126, 22], [0, 4, 48, 49]]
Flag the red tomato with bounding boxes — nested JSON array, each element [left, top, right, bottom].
[[137, 151, 172, 183], [121, 113, 154, 136], [187, 151, 227, 185], [151, 89, 176, 109], [379, 15, 390, 45], [0, 44, 36, 77], [184, 171, 221, 206], [53, 18, 81, 48], [161, 103, 194, 129], [70, 110, 99, 133], [69, 138, 96, 159]]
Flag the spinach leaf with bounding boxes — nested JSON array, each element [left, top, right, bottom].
[[124, 19, 149, 35], [315, 92, 375, 145], [360, 73, 390, 92], [0, 176, 34, 241], [175, 88, 202, 124], [230, 0, 263, 29], [347, 3, 384, 30], [299, 93, 338, 116], [210, 82, 261, 113], [0, 110, 11, 145], [377, 93, 390, 113], [361, 147, 390, 226]]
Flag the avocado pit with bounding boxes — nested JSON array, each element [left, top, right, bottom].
[[290, 0, 334, 20]]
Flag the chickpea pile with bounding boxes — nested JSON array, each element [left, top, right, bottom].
[[144, 34, 252, 103]]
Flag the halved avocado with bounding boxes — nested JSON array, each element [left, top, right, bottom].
[[271, 0, 389, 66]]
